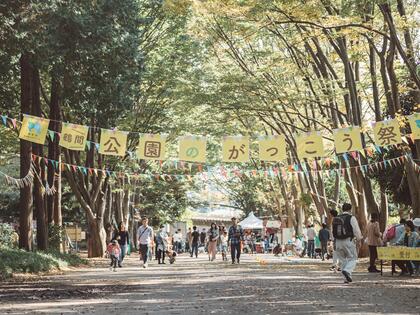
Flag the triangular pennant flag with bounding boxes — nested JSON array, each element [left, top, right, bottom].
[[48, 130, 55, 141], [1, 115, 7, 126], [86, 141, 91, 150], [11, 118, 16, 129], [95, 143, 100, 151]]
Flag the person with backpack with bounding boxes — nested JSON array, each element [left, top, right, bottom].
[[365, 212, 382, 273], [137, 217, 154, 268], [332, 203, 363, 283]]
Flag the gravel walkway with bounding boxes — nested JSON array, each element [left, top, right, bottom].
[[1, 254, 419, 314]]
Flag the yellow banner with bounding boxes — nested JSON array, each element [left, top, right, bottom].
[[296, 132, 324, 159], [222, 136, 249, 163], [99, 129, 128, 156], [59, 123, 89, 151], [259, 135, 286, 161], [137, 134, 166, 160], [377, 246, 420, 260], [179, 136, 206, 163], [373, 119, 402, 147], [333, 126, 363, 154], [19, 114, 50, 145], [408, 113, 420, 140]]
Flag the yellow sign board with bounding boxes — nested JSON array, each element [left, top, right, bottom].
[[377, 246, 420, 260], [99, 129, 128, 156], [296, 132, 324, 159], [19, 114, 50, 145], [137, 134, 166, 160], [65, 227, 82, 241], [259, 135, 286, 162], [179, 136, 206, 163], [222, 136, 250, 163], [333, 126, 363, 154], [59, 123, 89, 151], [408, 113, 420, 140], [373, 119, 402, 147]]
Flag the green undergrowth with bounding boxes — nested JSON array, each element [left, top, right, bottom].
[[0, 246, 87, 279]]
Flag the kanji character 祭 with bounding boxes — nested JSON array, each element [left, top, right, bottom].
[[104, 137, 121, 154], [144, 141, 161, 158], [228, 144, 246, 160], [377, 126, 397, 145]]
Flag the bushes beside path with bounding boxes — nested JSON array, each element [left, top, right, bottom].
[[0, 247, 87, 279]]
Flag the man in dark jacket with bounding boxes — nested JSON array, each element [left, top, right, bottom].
[[318, 223, 330, 261]]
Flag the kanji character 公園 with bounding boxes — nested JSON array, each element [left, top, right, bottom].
[[304, 141, 317, 155], [104, 137, 121, 154], [186, 147, 199, 158], [377, 126, 398, 145], [266, 147, 278, 157], [144, 141, 161, 158], [228, 144, 246, 160], [343, 133, 353, 151]]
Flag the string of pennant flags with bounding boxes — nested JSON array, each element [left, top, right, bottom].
[[29, 153, 420, 182], [1, 113, 420, 166]]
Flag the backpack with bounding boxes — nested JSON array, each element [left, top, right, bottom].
[[384, 225, 396, 241], [332, 214, 354, 239]]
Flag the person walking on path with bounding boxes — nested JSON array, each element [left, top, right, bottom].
[[156, 225, 168, 264], [208, 222, 219, 261], [190, 226, 200, 258], [200, 228, 207, 247], [365, 212, 382, 273], [318, 223, 330, 261], [137, 217, 154, 268], [307, 225, 316, 258], [220, 231, 228, 261], [228, 217, 244, 264], [329, 209, 340, 272], [114, 222, 130, 267], [107, 240, 121, 272], [333, 203, 363, 283], [173, 230, 182, 254], [186, 227, 192, 253]]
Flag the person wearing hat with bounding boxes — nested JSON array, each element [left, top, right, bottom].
[[228, 217, 244, 264], [156, 225, 168, 264], [107, 239, 121, 272]]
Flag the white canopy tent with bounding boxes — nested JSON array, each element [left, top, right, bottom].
[[239, 212, 263, 229]]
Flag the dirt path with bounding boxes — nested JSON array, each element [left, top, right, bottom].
[[1, 254, 419, 314]]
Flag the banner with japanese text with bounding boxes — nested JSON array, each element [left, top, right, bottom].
[[333, 126, 363, 154], [18, 114, 50, 145], [373, 119, 402, 147], [98, 129, 128, 156], [59, 123, 89, 151], [377, 246, 420, 260], [408, 113, 420, 140], [137, 134, 166, 160], [296, 132, 324, 159], [258, 135, 286, 161], [222, 136, 249, 163], [179, 136, 206, 163]]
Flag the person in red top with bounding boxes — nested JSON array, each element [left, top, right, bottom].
[[107, 240, 121, 272]]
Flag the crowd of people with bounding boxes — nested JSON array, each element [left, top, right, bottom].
[[106, 205, 419, 284]]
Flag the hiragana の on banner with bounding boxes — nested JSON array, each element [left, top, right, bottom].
[[179, 136, 206, 163]]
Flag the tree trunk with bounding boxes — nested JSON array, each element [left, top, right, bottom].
[[31, 66, 48, 251], [19, 53, 33, 251], [379, 186, 388, 232]]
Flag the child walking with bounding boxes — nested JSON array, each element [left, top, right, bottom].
[[107, 240, 121, 272]]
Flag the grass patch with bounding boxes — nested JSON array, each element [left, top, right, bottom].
[[0, 246, 87, 279]]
